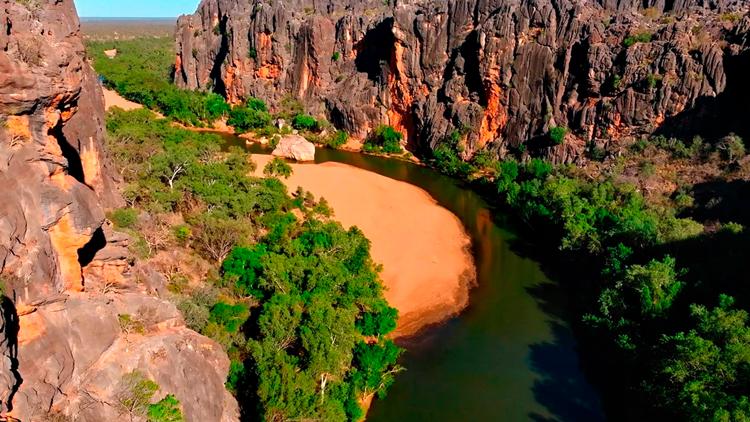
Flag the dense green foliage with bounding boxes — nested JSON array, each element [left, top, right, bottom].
[[421, 125, 750, 419], [292, 114, 320, 131], [263, 157, 293, 179], [495, 158, 702, 253], [327, 131, 349, 149], [227, 104, 272, 133], [106, 108, 401, 421], [431, 130, 476, 178], [221, 219, 401, 421], [87, 37, 230, 126], [147, 395, 185, 422], [472, 152, 750, 419], [363, 125, 404, 154], [549, 126, 568, 144]]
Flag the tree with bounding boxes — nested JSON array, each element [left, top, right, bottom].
[[116, 371, 159, 422], [228, 106, 271, 133], [549, 126, 568, 144], [292, 114, 319, 131], [147, 394, 185, 422], [717, 134, 746, 161], [357, 301, 398, 337], [264, 157, 293, 179], [364, 125, 403, 154], [655, 295, 750, 420], [191, 214, 252, 263]]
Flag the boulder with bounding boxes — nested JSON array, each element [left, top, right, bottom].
[[272, 135, 316, 162]]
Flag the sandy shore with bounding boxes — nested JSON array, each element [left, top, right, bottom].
[[252, 154, 475, 338], [103, 88, 143, 111]]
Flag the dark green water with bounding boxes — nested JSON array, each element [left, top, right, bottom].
[[236, 138, 604, 421]]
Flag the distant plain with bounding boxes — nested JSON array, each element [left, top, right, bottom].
[[81, 17, 176, 40]]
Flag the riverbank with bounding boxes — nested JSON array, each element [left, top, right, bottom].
[[251, 154, 476, 338]]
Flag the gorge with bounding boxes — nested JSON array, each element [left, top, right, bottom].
[[2, 0, 750, 420]]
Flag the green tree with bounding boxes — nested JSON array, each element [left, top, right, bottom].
[[264, 157, 293, 179], [147, 394, 185, 422], [655, 295, 750, 420], [228, 106, 272, 133], [364, 125, 403, 154], [292, 114, 319, 131], [116, 371, 159, 422]]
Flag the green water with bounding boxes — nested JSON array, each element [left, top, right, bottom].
[[236, 138, 604, 421]]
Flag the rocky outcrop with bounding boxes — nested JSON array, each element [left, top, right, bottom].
[[273, 134, 316, 161], [0, 1, 237, 420], [176, 0, 750, 163]]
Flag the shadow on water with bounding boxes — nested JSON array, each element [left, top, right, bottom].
[[526, 283, 605, 422], [227, 136, 604, 420]]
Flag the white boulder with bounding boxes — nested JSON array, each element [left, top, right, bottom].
[[272, 135, 315, 162]]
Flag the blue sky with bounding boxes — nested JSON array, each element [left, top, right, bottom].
[[74, 0, 200, 17]]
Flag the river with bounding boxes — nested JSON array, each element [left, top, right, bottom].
[[235, 139, 605, 421]]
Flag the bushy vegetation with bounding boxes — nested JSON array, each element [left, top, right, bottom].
[[221, 219, 401, 421], [429, 133, 750, 419], [263, 157, 293, 179], [363, 125, 403, 154], [431, 130, 476, 178], [106, 108, 400, 420], [116, 371, 185, 422], [292, 114, 320, 131], [87, 37, 231, 126], [623, 31, 654, 47], [549, 126, 568, 144], [227, 98, 272, 133]]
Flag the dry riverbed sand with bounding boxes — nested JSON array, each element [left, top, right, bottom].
[[252, 155, 475, 338], [103, 88, 143, 111]]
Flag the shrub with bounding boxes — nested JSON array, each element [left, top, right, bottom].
[[721, 222, 744, 234], [177, 299, 210, 332], [116, 371, 159, 420], [292, 114, 319, 131], [147, 394, 185, 422], [172, 225, 191, 244], [248, 48, 257, 59], [646, 73, 662, 89], [332, 51, 341, 61], [364, 125, 403, 154], [623, 31, 653, 47], [717, 134, 745, 161], [549, 126, 568, 144], [227, 106, 271, 133], [246, 97, 268, 112], [326, 130, 349, 149], [264, 157, 293, 179], [109, 208, 138, 229], [432, 131, 476, 178]]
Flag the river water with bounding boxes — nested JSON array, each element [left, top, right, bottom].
[[236, 139, 604, 421]]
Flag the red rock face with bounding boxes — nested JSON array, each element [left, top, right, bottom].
[[0, 2, 238, 420], [177, 0, 750, 163]]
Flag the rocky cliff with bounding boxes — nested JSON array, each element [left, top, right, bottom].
[[0, 1, 237, 420], [176, 0, 750, 162]]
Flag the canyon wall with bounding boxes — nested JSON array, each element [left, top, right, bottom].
[[0, 1, 237, 420], [176, 0, 750, 162]]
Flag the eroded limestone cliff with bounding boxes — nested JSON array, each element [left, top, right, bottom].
[[0, 1, 237, 420], [176, 0, 750, 162]]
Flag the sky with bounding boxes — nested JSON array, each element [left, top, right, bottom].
[[74, 0, 200, 18]]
